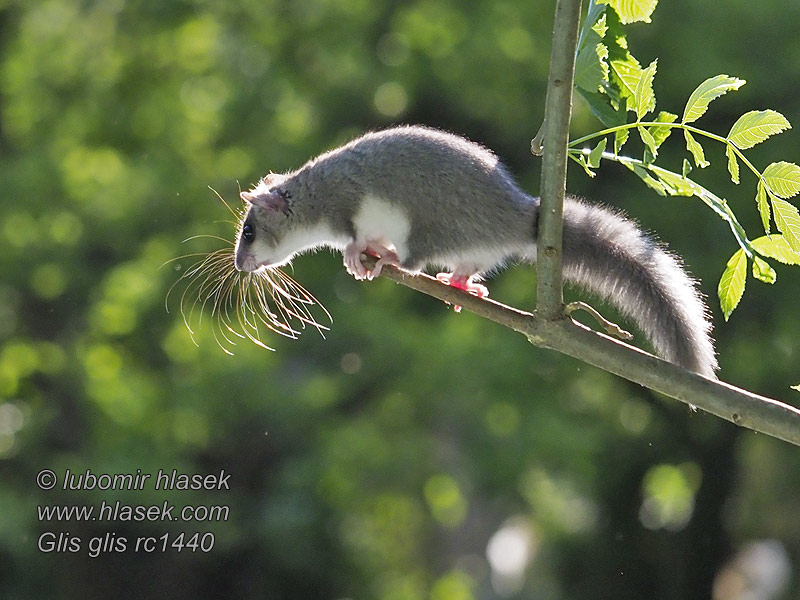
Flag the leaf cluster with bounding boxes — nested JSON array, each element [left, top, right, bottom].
[[571, 0, 800, 321]]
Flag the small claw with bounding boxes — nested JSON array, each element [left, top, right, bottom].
[[344, 243, 371, 280], [436, 272, 489, 298]]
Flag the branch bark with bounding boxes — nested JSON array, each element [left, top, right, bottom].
[[363, 258, 800, 447], [536, 0, 583, 319]]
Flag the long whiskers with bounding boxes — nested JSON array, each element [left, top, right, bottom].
[[165, 241, 331, 353]]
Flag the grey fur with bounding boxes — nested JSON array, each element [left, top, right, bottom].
[[236, 125, 717, 377]]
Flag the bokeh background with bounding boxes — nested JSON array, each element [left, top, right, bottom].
[[1, 0, 799, 598]]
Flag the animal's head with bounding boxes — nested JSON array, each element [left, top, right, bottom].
[[235, 175, 293, 272]]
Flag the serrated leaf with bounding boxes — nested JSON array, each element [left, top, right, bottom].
[[752, 256, 776, 284], [610, 56, 643, 103], [682, 75, 746, 124], [577, 89, 628, 129], [751, 235, 800, 265], [648, 111, 677, 148], [615, 128, 630, 154], [682, 158, 692, 178], [763, 161, 800, 199], [725, 145, 740, 184], [626, 162, 667, 195], [597, 0, 658, 24], [684, 130, 709, 168], [576, 154, 597, 178], [771, 197, 800, 253], [592, 11, 608, 37], [587, 137, 607, 168], [756, 180, 770, 234], [575, 42, 610, 93], [655, 169, 695, 196], [728, 109, 791, 150], [718, 249, 747, 321], [634, 59, 657, 120], [638, 125, 657, 159]]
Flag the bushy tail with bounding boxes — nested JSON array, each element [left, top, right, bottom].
[[560, 197, 717, 378]]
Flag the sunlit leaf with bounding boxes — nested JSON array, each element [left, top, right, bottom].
[[718, 249, 747, 321], [648, 111, 677, 148], [763, 161, 800, 199], [756, 180, 770, 234], [587, 137, 607, 168], [597, 0, 658, 24], [634, 59, 657, 120], [638, 125, 657, 159], [592, 11, 609, 37], [615, 127, 630, 154], [771, 197, 800, 253], [725, 145, 740, 185], [576, 154, 597, 177], [751, 235, 800, 265], [625, 161, 667, 195], [655, 169, 695, 196], [752, 256, 776, 284], [682, 75, 746, 124], [683, 130, 709, 168], [610, 56, 643, 102], [728, 110, 791, 150]]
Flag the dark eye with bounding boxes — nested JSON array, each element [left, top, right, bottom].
[[242, 222, 255, 243]]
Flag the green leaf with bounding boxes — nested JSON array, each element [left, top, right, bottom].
[[634, 59, 657, 120], [756, 180, 770, 234], [728, 109, 791, 149], [771, 197, 800, 253], [615, 128, 630, 154], [655, 169, 695, 196], [610, 56, 643, 103], [682, 75, 746, 124], [718, 249, 747, 321], [763, 161, 800, 199], [577, 89, 628, 128], [684, 130, 709, 168], [681, 158, 692, 178], [592, 11, 609, 37], [751, 235, 800, 265], [575, 42, 609, 93], [752, 256, 776, 284], [638, 125, 657, 159], [597, 0, 658, 24], [648, 111, 677, 148], [725, 145, 740, 184], [625, 161, 667, 195], [587, 137, 607, 168], [575, 154, 597, 178]]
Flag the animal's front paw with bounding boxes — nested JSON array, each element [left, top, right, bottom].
[[344, 242, 371, 280]]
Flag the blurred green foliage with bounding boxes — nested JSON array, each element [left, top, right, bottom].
[[0, 0, 799, 598]]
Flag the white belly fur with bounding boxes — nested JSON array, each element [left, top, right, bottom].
[[352, 195, 411, 261]]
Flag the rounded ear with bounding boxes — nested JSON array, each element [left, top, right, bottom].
[[240, 189, 289, 214]]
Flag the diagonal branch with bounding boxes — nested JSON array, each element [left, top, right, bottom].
[[363, 257, 800, 448]]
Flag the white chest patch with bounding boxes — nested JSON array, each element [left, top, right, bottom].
[[352, 195, 411, 260]]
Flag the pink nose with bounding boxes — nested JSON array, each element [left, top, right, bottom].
[[235, 253, 255, 272]]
